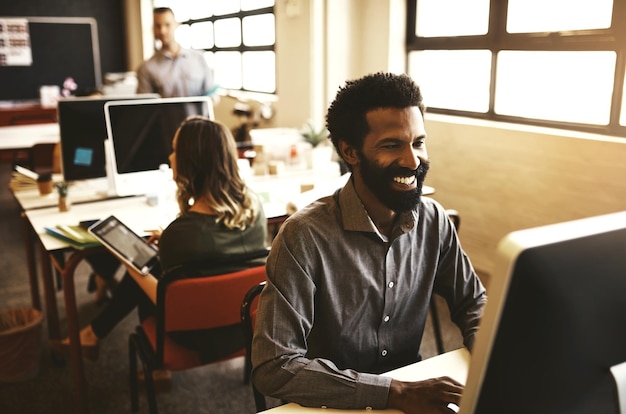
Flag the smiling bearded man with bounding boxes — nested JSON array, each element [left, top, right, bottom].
[[251, 72, 486, 414]]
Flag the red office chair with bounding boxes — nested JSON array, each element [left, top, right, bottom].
[[128, 265, 267, 414]]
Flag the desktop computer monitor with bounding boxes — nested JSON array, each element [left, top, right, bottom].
[[57, 94, 158, 182], [104, 96, 214, 197], [459, 211, 626, 414]]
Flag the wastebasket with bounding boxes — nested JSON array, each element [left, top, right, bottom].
[[0, 307, 44, 382]]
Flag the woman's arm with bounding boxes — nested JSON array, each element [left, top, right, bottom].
[[123, 263, 158, 304]]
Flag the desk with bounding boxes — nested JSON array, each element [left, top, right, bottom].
[[17, 166, 343, 414], [0, 122, 59, 150], [12, 177, 120, 314], [0, 122, 60, 166], [263, 348, 470, 413], [0, 102, 58, 126], [23, 196, 181, 413]]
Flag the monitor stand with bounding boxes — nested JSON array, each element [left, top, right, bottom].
[[611, 361, 626, 414]]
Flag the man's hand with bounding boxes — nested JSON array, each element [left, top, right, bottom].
[[387, 377, 463, 414]]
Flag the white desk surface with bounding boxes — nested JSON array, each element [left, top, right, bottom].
[[13, 162, 343, 211], [20, 165, 346, 252], [12, 177, 111, 210], [262, 348, 470, 413], [24, 195, 179, 252], [0, 122, 60, 150]]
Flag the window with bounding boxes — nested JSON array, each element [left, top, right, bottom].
[[406, 0, 626, 137], [153, 0, 276, 94]]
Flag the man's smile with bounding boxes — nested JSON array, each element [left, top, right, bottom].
[[392, 175, 417, 188]]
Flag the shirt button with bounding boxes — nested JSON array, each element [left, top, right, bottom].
[[383, 315, 390, 322], [381, 349, 388, 357], [388, 281, 394, 288]]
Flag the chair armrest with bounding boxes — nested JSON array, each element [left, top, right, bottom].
[[123, 263, 158, 305]]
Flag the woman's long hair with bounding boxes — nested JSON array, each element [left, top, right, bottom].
[[173, 116, 256, 230]]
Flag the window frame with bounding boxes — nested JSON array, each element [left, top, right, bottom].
[[179, 5, 276, 94], [406, 0, 626, 138]]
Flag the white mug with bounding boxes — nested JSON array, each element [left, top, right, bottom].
[[39, 85, 60, 108]]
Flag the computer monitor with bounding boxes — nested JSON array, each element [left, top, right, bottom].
[[459, 211, 626, 414], [0, 17, 101, 101], [104, 96, 214, 197], [57, 94, 158, 182]]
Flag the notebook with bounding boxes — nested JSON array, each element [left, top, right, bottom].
[[88, 215, 159, 275]]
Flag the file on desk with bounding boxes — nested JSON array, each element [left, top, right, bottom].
[[44, 224, 101, 249]]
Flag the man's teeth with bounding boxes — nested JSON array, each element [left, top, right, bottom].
[[393, 176, 416, 185]]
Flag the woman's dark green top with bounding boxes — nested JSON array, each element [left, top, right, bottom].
[[158, 196, 268, 278]]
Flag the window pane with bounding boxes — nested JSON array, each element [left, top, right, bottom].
[[243, 51, 276, 93], [415, 0, 489, 37], [507, 0, 612, 33], [214, 51, 242, 89], [214, 0, 240, 16], [241, 0, 274, 11], [408, 50, 492, 112], [243, 14, 275, 46], [174, 24, 191, 49], [190, 21, 214, 49], [203, 51, 214, 72], [214, 18, 241, 47], [495, 51, 616, 125], [167, 0, 214, 21]]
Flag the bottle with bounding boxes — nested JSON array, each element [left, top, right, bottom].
[[157, 163, 172, 207]]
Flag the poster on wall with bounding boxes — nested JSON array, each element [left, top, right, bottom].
[[0, 18, 33, 66]]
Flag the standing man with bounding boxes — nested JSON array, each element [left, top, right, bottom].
[[136, 7, 215, 98], [252, 72, 487, 414]]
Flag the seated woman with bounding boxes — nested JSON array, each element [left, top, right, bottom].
[[55, 116, 268, 362]]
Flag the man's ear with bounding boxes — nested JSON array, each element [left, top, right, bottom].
[[338, 139, 359, 168]]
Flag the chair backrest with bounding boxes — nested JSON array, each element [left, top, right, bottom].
[[241, 281, 266, 358], [30, 142, 59, 175], [159, 265, 267, 334], [445, 209, 460, 231], [241, 281, 267, 412]]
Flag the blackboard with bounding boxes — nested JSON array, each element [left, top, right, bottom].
[[0, 17, 101, 101]]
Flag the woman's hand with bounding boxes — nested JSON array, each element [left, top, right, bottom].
[[144, 228, 163, 246], [387, 377, 463, 414]]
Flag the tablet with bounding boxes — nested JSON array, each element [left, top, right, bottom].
[[88, 215, 159, 275]]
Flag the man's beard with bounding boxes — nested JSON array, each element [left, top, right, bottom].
[[357, 152, 430, 213]]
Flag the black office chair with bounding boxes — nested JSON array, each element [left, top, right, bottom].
[[241, 281, 268, 412], [429, 209, 461, 355]]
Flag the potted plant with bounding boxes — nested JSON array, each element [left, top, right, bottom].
[[300, 121, 329, 148], [300, 121, 333, 169], [55, 182, 70, 211]]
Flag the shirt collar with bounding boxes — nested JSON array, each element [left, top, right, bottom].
[[157, 46, 188, 60], [338, 178, 417, 240]]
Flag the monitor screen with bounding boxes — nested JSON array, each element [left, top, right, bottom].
[[459, 211, 626, 414], [104, 96, 214, 197], [0, 17, 101, 101], [57, 94, 158, 182]]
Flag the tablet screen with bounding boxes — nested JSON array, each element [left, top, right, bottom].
[[88, 216, 159, 275]]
